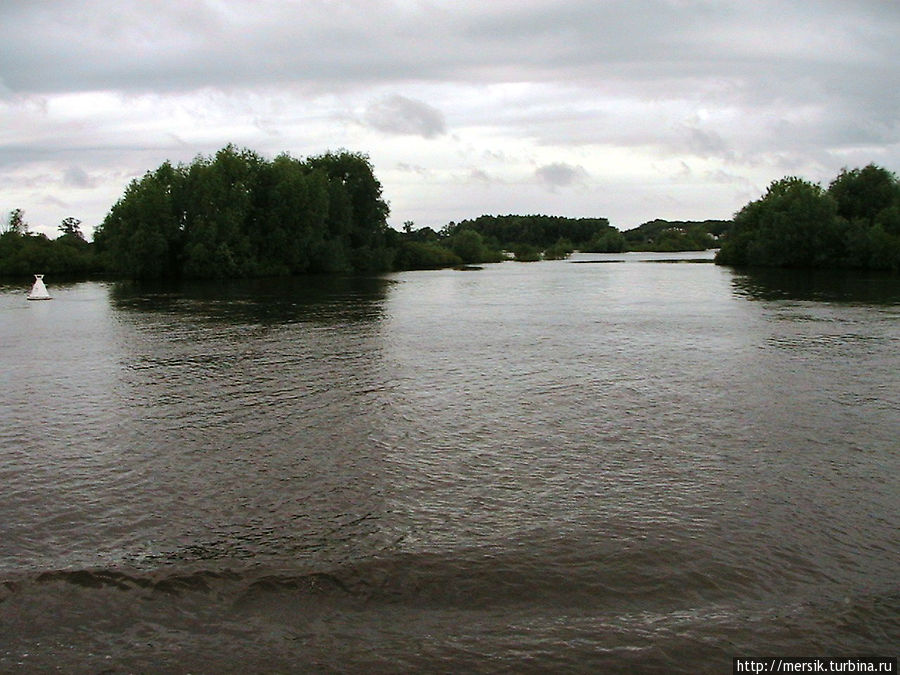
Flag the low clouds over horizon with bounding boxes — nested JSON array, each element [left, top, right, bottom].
[[1, 0, 898, 236], [536, 163, 589, 190], [364, 94, 446, 138]]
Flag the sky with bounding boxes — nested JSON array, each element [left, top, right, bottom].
[[1, 0, 898, 239]]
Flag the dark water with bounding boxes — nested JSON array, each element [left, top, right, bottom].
[[1, 253, 898, 673]]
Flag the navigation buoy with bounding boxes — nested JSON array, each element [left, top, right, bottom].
[[27, 274, 51, 301]]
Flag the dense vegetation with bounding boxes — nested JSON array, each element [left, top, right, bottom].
[[716, 164, 900, 270], [392, 222, 503, 268], [93, 146, 395, 278], [447, 214, 625, 256], [5, 148, 896, 279], [397, 214, 627, 266], [622, 219, 728, 251], [0, 211, 101, 276]]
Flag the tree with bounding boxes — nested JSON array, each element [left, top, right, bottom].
[[544, 238, 574, 259], [585, 229, 626, 253], [6, 209, 27, 235], [828, 164, 899, 227], [716, 166, 900, 270], [180, 146, 260, 278], [716, 177, 840, 267], [95, 161, 185, 278], [445, 214, 615, 252], [450, 229, 488, 263], [621, 219, 725, 251], [58, 217, 84, 239], [305, 151, 390, 241], [304, 151, 394, 273], [512, 243, 541, 262], [394, 241, 461, 269], [93, 145, 398, 278]]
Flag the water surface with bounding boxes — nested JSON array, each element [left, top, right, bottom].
[[1, 254, 897, 672]]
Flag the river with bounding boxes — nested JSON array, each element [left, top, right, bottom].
[[1, 252, 897, 672]]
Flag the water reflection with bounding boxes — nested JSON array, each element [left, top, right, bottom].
[[110, 275, 394, 325], [731, 267, 900, 304], [3, 260, 898, 667], [92, 274, 399, 571]]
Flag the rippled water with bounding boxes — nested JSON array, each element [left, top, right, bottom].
[[1, 253, 898, 672]]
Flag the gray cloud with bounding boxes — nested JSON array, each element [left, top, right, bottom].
[[396, 162, 432, 177], [63, 166, 95, 188], [681, 127, 734, 161], [364, 95, 446, 138], [2, 2, 896, 159], [468, 169, 493, 184], [1, 0, 897, 234], [536, 163, 589, 189], [3, 1, 896, 102], [41, 195, 69, 209]]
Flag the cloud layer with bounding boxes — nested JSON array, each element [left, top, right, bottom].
[[364, 95, 446, 138], [1, 0, 898, 236]]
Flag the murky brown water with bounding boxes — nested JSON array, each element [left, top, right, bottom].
[[2, 253, 897, 672]]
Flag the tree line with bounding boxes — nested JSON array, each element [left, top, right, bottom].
[[4, 147, 895, 278], [399, 214, 627, 266], [715, 164, 900, 270], [0, 145, 670, 278], [0, 210, 102, 276], [622, 219, 729, 252]]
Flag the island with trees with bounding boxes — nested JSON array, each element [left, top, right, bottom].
[[407, 214, 626, 265], [2, 146, 898, 278], [92, 146, 396, 279], [622, 219, 729, 252], [715, 164, 900, 270]]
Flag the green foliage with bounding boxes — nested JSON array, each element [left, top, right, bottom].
[[543, 238, 574, 260], [93, 146, 394, 279], [58, 217, 84, 239], [402, 225, 440, 243], [512, 243, 541, 262], [5, 208, 27, 235], [716, 165, 900, 270], [397, 213, 622, 265], [622, 219, 722, 251], [0, 209, 102, 277], [446, 214, 616, 256], [0, 230, 101, 277], [584, 229, 626, 253], [393, 222, 503, 268], [828, 164, 900, 227], [394, 241, 462, 269], [94, 161, 184, 278], [305, 151, 390, 243], [449, 229, 491, 264]]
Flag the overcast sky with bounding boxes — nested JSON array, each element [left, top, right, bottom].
[[2, 0, 898, 238]]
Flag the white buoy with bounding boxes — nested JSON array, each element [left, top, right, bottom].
[[27, 274, 52, 300]]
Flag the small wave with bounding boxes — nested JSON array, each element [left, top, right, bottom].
[[0, 536, 774, 616], [0, 530, 853, 619], [3, 549, 896, 672], [2, 567, 245, 601]]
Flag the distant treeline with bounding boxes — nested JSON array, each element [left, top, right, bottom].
[[716, 164, 900, 270], [0, 208, 723, 278], [0, 211, 102, 277], [404, 214, 626, 265], [622, 219, 730, 252], [4, 147, 896, 278], [0, 145, 717, 279], [395, 214, 724, 267]]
